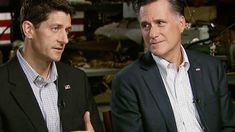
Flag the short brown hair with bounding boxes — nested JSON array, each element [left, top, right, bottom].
[[20, 0, 73, 28]]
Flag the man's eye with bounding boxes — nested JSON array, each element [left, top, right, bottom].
[[157, 21, 166, 27], [51, 27, 59, 32], [141, 23, 151, 30], [65, 28, 72, 34]]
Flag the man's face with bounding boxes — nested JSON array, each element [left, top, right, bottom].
[[139, 0, 185, 61], [30, 11, 72, 62]]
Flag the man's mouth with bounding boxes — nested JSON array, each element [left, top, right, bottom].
[[151, 40, 164, 45]]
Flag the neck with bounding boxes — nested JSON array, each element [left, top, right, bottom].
[[22, 52, 52, 80], [164, 47, 183, 71], [175, 51, 183, 71]]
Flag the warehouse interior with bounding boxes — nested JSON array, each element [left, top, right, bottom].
[[0, 0, 235, 131]]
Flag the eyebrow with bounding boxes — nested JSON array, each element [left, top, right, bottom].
[[52, 23, 72, 29], [140, 18, 167, 24]]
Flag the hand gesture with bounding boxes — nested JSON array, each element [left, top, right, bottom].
[[84, 111, 94, 132], [71, 111, 95, 132]]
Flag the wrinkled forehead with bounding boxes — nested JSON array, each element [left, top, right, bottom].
[[138, 0, 176, 20]]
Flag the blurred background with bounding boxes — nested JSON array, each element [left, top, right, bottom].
[[0, 0, 235, 130]]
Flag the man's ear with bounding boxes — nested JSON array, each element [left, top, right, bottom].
[[178, 15, 186, 33], [22, 21, 34, 39]]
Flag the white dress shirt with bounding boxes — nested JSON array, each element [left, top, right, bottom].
[[152, 47, 203, 132]]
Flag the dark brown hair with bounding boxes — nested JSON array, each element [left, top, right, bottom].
[[20, 0, 73, 28]]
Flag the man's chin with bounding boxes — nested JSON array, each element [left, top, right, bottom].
[[151, 49, 164, 57], [52, 57, 62, 62]]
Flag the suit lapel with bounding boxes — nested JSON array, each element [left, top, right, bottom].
[[8, 57, 48, 132], [56, 63, 73, 132], [139, 52, 177, 132], [188, 55, 205, 102], [187, 51, 208, 128], [187, 51, 206, 107]]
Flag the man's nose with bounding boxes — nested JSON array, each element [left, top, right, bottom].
[[149, 26, 160, 38], [59, 30, 69, 44]]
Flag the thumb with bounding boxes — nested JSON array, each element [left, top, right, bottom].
[[84, 111, 94, 132]]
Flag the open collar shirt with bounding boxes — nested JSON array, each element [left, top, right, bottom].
[[17, 49, 61, 132], [152, 47, 203, 132]]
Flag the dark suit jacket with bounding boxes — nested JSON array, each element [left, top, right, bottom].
[[111, 50, 235, 132], [0, 57, 104, 132]]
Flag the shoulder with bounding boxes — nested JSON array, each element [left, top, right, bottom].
[[186, 50, 224, 75], [0, 62, 8, 71], [56, 62, 86, 77], [114, 54, 152, 82], [0, 63, 8, 79], [0, 58, 18, 76], [115, 60, 140, 77], [186, 49, 221, 64]]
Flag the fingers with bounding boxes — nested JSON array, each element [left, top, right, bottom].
[[84, 111, 94, 132]]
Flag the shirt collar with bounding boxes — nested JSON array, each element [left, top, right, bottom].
[[16, 48, 58, 86], [152, 46, 190, 73]]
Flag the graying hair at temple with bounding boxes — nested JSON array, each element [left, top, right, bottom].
[[132, 0, 185, 16]]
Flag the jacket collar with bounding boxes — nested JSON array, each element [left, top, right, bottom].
[[8, 57, 48, 132], [138, 51, 178, 132], [138, 50, 205, 131], [7, 57, 74, 132], [186, 51, 208, 128], [54, 62, 74, 132]]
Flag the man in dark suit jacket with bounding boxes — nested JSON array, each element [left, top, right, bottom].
[[0, 58, 103, 132], [0, 0, 103, 131], [111, 0, 235, 131]]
